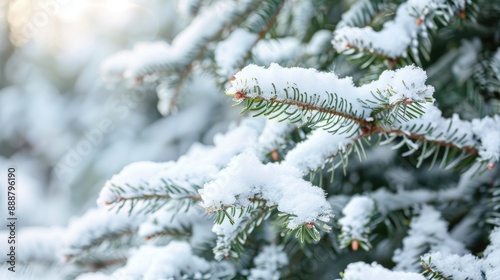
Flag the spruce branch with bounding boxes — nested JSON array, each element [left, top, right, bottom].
[[257, 119, 300, 162], [336, 0, 399, 30], [336, 172, 478, 254], [212, 200, 272, 260], [420, 256, 450, 280], [138, 205, 215, 250], [338, 196, 376, 251], [102, 181, 202, 214], [131, 0, 267, 80], [74, 256, 128, 272], [215, 0, 285, 79], [283, 128, 362, 175], [237, 0, 285, 71], [97, 161, 218, 215], [248, 245, 288, 280], [234, 91, 369, 128], [109, 242, 236, 279], [62, 208, 145, 262], [199, 152, 333, 245], [102, 0, 268, 114], [228, 64, 497, 174], [227, 64, 435, 132], [393, 205, 466, 272], [333, 0, 477, 68]]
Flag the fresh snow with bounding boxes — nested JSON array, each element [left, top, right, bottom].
[[422, 251, 483, 280], [249, 245, 288, 280], [138, 205, 214, 249], [471, 115, 500, 163], [483, 227, 500, 280], [63, 207, 146, 258], [342, 262, 426, 280], [419, 227, 500, 279], [283, 128, 359, 173], [333, 0, 466, 59], [97, 161, 168, 207], [97, 118, 266, 208], [338, 196, 375, 241], [227, 63, 434, 119], [101, 0, 259, 83], [393, 205, 466, 272], [110, 242, 234, 279], [393, 103, 500, 163], [199, 152, 332, 229], [257, 119, 297, 160], [215, 29, 258, 78], [0, 227, 65, 263]]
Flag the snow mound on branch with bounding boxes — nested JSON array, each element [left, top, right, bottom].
[[199, 152, 332, 229]]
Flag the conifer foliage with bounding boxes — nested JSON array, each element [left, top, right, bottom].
[[3, 0, 500, 279]]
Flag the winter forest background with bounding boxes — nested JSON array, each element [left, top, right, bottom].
[[0, 0, 499, 279]]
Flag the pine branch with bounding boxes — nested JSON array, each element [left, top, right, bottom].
[[109, 242, 236, 279], [336, 0, 398, 30], [338, 196, 376, 251], [228, 65, 498, 173], [393, 205, 466, 272], [97, 160, 217, 215], [227, 64, 435, 134], [138, 205, 214, 250], [101, 181, 203, 215], [74, 257, 127, 272], [177, 0, 204, 19], [235, 91, 369, 128], [283, 127, 362, 175], [420, 252, 484, 280], [126, 0, 267, 80], [212, 200, 272, 260], [248, 245, 288, 280], [257, 119, 299, 162], [200, 152, 333, 231], [102, 0, 268, 114], [62, 208, 145, 262], [215, 0, 285, 79], [336, 172, 478, 253], [333, 0, 477, 67]]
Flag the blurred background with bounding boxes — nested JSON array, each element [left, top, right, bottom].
[[0, 0, 237, 229]]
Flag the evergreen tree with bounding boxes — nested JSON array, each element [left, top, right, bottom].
[[1, 0, 500, 279]]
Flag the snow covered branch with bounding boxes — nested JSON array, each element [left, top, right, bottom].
[[62, 208, 145, 261], [228, 64, 498, 172], [393, 205, 466, 272], [97, 118, 265, 215], [227, 63, 434, 128], [199, 152, 333, 230], [333, 0, 474, 65], [421, 227, 500, 279], [249, 245, 288, 280]]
